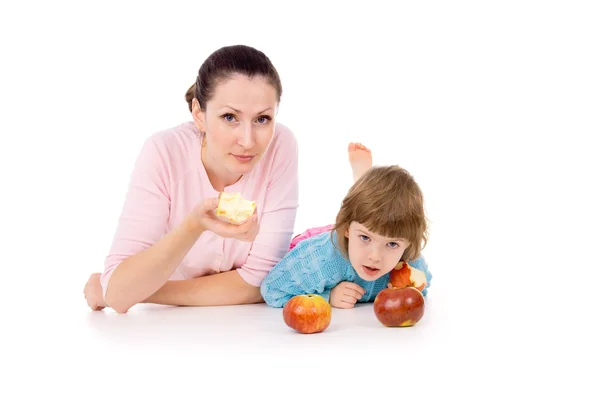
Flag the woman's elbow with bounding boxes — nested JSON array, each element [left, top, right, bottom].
[[101, 260, 148, 313], [104, 290, 134, 314], [101, 264, 134, 313], [103, 279, 138, 314]]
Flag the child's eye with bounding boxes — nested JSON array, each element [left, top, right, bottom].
[[387, 242, 399, 248], [359, 235, 370, 242]]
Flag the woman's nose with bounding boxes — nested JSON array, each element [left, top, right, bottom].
[[237, 123, 255, 148]]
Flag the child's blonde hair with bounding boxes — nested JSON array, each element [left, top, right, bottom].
[[333, 165, 428, 262]]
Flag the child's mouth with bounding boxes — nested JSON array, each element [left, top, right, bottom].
[[362, 265, 380, 276]]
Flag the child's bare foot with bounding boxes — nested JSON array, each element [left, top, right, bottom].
[[348, 142, 373, 182]]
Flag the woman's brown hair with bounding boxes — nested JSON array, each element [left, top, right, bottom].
[[185, 44, 282, 112]]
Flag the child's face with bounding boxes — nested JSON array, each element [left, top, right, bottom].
[[345, 221, 409, 281]]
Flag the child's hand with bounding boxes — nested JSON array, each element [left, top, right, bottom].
[[330, 282, 366, 309]]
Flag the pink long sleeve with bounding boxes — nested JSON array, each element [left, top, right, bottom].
[[100, 133, 172, 298], [235, 127, 299, 286], [100, 121, 300, 297]]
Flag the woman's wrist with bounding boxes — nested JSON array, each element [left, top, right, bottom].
[[182, 214, 206, 236]]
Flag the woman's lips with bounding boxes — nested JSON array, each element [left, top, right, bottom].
[[232, 154, 255, 163]]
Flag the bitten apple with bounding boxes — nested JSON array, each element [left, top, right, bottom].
[[389, 261, 427, 292], [283, 294, 332, 334], [373, 287, 425, 327], [215, 192, 256, 224]]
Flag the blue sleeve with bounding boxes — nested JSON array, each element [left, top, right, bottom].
[[259, 246, 339, 308], [407, 255, 433, 296]]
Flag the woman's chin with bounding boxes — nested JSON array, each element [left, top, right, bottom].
[[228, 158, 258, 174], [230, 163, 254, 175]]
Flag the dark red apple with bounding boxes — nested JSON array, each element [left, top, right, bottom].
[[373, 286, 425, 327], [283, 294, 332, 334]]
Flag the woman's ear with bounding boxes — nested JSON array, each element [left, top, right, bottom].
[[191, 98, 205, 132]]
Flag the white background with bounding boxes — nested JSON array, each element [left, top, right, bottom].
[[1, 0, 599, 396]]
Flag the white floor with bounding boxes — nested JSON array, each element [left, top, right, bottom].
[[5, 277, 598, 397]]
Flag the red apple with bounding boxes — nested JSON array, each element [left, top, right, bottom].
[[373, 287, 425, 327], [389, 261, 427, 292], [283, 294, 332, 334]]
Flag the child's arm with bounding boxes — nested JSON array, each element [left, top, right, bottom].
[[260, 247, 340, 308]]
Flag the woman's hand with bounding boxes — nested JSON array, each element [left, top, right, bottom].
[[83, 273, 107, 311], [189, 198, 260, 242]]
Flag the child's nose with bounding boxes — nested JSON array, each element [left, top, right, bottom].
[[368, 248, 381, 262]]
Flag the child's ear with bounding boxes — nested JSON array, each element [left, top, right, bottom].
[[344, 228, 349, 238]]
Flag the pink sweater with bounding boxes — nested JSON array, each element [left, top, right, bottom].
[[101, 121, 299, 297]]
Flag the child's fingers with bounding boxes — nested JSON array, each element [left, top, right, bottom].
[[344, 282, 366, 296], [343, 289, 361, 302], [335, 300, 355, 309]]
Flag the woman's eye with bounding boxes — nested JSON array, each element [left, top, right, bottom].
[[257, 116, 271, 124], [223, 114, 236, 122]]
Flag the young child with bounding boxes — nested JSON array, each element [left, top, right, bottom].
[[260, 143, 432, 309]]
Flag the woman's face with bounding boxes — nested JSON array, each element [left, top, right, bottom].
[[193, 73, 278, 187]]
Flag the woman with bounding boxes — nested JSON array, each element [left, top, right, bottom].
[[83, 45, 299, 313]]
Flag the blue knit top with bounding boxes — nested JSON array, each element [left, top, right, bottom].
[[260, 230, 432, 308]]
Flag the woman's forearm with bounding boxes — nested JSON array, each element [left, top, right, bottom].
[[142, 269, 264, 307], [104, 216, 205, 313]]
